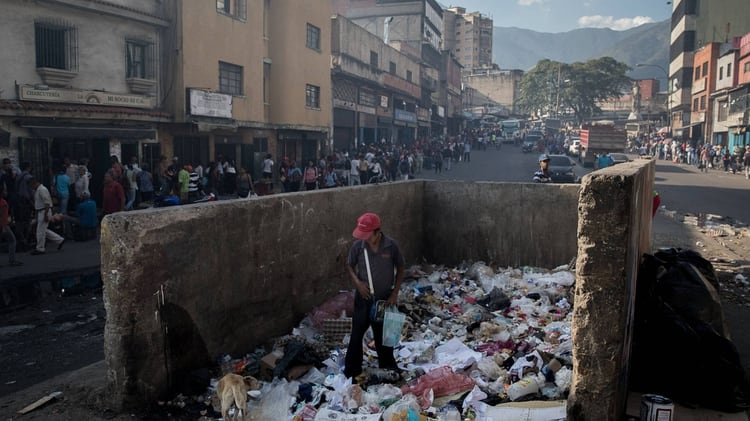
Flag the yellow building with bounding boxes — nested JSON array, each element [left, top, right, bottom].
[[162, 0, 332, 179]]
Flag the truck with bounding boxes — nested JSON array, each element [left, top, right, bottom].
[[578, 124, 627, 168]]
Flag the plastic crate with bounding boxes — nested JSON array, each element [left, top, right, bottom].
[[322, 318, 352, 344]]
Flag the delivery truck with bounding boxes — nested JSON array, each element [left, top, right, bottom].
[[578, 123, 627, 168]]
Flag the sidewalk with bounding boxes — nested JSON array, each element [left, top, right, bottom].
[[0, 235, 100, 308]]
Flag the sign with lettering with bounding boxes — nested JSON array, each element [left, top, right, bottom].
[[189, 89, 233, 118], [19, 85, 155, 109]]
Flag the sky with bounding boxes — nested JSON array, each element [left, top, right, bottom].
[[444, 0, 672, 33]]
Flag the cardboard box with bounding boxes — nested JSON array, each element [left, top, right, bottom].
[[260, 349, 284, 379]]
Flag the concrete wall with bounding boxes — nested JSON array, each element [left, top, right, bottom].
[[103, 158, 655, 416], [568, 159, 655, 420], [423, 181, 579, 268]]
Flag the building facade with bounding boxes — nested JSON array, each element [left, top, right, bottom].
[[442, 7, 493, 70], [669, 0, 750, 142], [162, 0, 332, 179], [0, 0, 170, 204], [332, 0, 447, 138], [461, 68, 524, 116], [689, 42, 720, 141], [330, 15, 421, 150]]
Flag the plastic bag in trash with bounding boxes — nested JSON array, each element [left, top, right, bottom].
[[382, 307, 406, 347], [382, 394, 420, 421]]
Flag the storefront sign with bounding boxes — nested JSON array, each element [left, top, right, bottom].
[[19, 85, 155, 109], [357, 104, 376, 115], [394, 109, 417, 123], [380, 95, 389, 108], [189, 89, 233, 118], [333, 98, 356, 110]]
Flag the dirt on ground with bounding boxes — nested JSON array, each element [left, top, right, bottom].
[[1, 212, 750, 420]]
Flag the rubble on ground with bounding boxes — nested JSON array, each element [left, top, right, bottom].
[[160, 262, 575, 420]]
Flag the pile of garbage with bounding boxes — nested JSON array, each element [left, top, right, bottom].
[[172, 262, 576, 420]]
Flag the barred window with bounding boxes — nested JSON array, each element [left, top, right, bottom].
[[306, 84, 320, 108], [306, 24, 320, 51], [35, 19, 78, 71], [216, 0, 246, 20], [126, 39, 155, 79], [219, 61, 243, 95]]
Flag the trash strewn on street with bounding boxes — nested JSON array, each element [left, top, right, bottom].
[[161, 262, 575, 420]]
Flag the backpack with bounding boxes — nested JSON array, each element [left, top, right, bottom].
[[290, 168, 302, 183]]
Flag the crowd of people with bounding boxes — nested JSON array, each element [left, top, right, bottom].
[[0, 157, 99, 259], [634, 134, 750, 177]]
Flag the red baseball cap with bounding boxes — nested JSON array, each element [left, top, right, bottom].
[[352, 213, 381, 240]]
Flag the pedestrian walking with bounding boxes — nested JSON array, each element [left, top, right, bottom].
[[30, 177, 65, 255]]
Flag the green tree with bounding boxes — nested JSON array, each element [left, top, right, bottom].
[[517, 57, 631, 123]]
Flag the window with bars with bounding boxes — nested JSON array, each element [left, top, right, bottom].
[[219, 61, 243, 95], [370, 51, 378, 68], [389, 61, 396, 75], [718, 101, 728, 121], [699, 95, 706, 110], [306, 23, 320, 51], [306, 84, 320, 108], [126, 39, 155, 79], [216, 0, 246, 20], [34, 19, 78, 71]]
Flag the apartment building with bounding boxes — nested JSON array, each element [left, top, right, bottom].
[[728, 34, 750, 148], [710, 41, 741, 147], [161, 0, 332, 178], [462, 68, 524, 116], [332, 0, 447, 138], [669, 0, 750, 142], [688, 42, 720, 141], [443, 7, 493, 70], [330, 15, 421, 150], [0, 0, 169, 204]]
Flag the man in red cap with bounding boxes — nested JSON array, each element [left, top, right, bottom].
[[344, 212, 405, 380]]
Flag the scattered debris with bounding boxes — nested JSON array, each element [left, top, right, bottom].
[[17, 391, 63, 415]]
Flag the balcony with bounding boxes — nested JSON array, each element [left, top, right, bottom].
[[126, 77, 157, 94], [36, 67, 77, 88], [421, 75, 438, 92]]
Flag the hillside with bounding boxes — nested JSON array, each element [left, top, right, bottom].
[[492, 20, 670, 77]]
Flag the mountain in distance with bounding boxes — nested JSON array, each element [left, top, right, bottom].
[[492, 20, 670, 82]]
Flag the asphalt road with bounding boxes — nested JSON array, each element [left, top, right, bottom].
[[417, 143, 590, 183]]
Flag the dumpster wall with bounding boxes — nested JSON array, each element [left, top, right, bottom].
[[101, 182, 424, 406], [423, 181, 579, 268], [102, 159, 653, 414], [568, 159, 655, 420]]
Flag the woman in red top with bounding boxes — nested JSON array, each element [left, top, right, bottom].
[[102, 173, 125, 215]]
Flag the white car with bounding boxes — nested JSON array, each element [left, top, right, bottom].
[[568, 139, 581, 155]]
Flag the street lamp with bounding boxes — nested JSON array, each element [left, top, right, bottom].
[[636, 63, 672, 134]]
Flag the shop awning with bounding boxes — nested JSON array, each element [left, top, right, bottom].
[[22, 123, 156, 139], [676, 122, 703, 131]]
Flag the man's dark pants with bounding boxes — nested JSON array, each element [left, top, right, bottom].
[[344, 293, 398, 378]]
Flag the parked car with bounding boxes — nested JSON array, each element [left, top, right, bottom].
[[608, 153, 630, 165], [547, 154, 579, 183]]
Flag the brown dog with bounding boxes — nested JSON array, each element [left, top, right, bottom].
[[217, 373, 259, 420]]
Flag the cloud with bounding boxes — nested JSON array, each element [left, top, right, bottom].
[[577, 15, 655, 30], [518, 0, 544, 5]]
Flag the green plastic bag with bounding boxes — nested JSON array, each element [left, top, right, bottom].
[[382, 307, 406, 347]]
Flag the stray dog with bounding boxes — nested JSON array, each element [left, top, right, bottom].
[[217, 373, 259, 420]]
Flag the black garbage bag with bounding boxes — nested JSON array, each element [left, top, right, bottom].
[[630, 251, 750, 412], [477, 287, 511, 312]]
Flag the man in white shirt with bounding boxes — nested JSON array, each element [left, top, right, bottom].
[[350, 156, 361, 186], [30, 177, 65, 255]]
